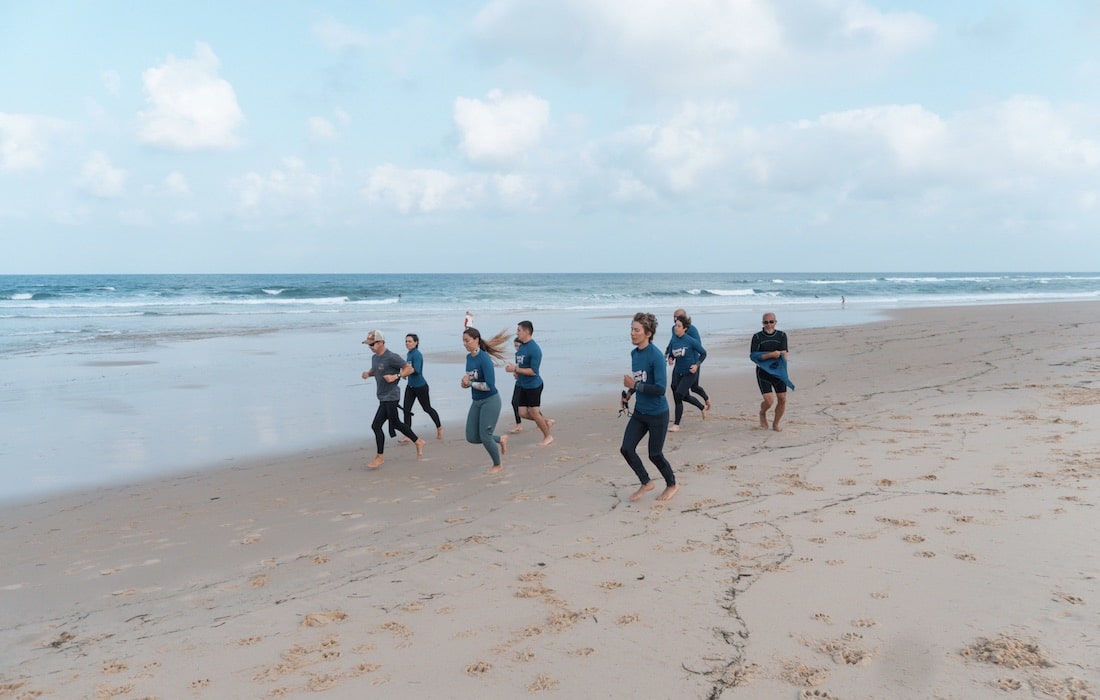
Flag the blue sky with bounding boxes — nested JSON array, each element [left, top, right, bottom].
[[2, 1, 1098, 273]]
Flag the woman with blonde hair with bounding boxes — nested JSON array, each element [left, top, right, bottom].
[[460, 326, 511, 473]]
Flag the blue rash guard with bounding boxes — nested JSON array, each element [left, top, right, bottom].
[[630, 343, 669, 416], [406, 347, 428, 388], [514, 339, 544, 390], [465, 350, 497, 401], [665, 333, 706, 375]]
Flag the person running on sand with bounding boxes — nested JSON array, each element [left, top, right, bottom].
[[509, 337, 524, 434], [361, 330, 425, 468], [460, 326, 511, 474], [393, 333, 444, 443], [665, 314, 707, 431], [673, 308, 711, 411], [751, 312, 789, 431], [504, 320, 554, 446], [620, 312, 678, 502]]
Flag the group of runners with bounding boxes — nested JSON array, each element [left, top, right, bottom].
[[362, 310, 790, 503]]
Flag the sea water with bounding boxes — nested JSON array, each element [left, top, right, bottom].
[[2, 272, 1097, 502]]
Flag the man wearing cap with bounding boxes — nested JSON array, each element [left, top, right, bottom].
[[361, 330, 425, 468]]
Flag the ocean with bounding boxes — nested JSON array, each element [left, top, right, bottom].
[[2, 272, 1098, 502]]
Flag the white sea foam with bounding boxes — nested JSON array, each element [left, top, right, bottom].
[[707, 288, 756, 296]]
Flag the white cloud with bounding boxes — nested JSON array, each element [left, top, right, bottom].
[[0, 113, 70, 172], [364, 165, 550, 213], [364, 164, 482, 213], [309, 110, 350, 142], [472, 0, 936, 93], [231, 158, 326, 215], [308, 116, 338, 142], [454, 89, 550, 166], [76, 151, 126, 198], [312, 18, 373, 51], [136, 42, 244, 151], [165, 171, 191, 196], [101, 70, 121, 96], [119, 209, 152, 227], [585, 94, 1100, 213]]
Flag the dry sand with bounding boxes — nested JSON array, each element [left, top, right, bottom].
[[1, 302, 1097, 699]]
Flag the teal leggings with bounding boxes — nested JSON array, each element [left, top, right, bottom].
[[466, 393, 503, 466]]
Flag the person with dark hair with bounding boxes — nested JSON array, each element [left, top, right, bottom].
[[673, 308, 711, 411], [509, 337, 524, 435], [620, 312, 678, 502], [665, 314, 707, 431], [460, 326, 511, 473], [361, 330, 425, 469], [505, 320, 554, 447], [393, 333, 444, 442]]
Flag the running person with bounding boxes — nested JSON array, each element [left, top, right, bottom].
[[361, 330, 425, 468], [665, 315, 707, 431], [504, 320, 554, 446], [673, 308, 711, 410], [751, 312, 789, 431], [509, 337, 524, 434], [620, 312, 678, 502], [394, 334, 444, 442], [460, 326, 511, 474]]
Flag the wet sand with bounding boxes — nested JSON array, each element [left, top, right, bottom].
[[1, 302, 1097, 698]]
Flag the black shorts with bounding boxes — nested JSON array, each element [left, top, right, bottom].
[[516, 384, 544, 408], [757, 372, 787, 395]]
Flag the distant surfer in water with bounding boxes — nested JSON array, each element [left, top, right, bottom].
[[750, 312, 792, 431]]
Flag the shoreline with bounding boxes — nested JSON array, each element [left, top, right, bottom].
[[2, 300, 1098, 698], [2, 298, 1091, 508]]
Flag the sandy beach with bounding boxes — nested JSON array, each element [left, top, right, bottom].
[[1, 301, 1097, 699]]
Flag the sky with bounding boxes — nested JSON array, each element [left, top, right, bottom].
[[1, 1, 1099, 274]]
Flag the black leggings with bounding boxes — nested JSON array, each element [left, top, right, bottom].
[[373, 400, 418, 453], [511, 384, 522, 423], [671, 373, 705, 424], [620, 410, 675, 487], [402, 383, 441, 429], [690, 367, 709, 401]]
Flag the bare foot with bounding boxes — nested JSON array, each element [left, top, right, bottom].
[[415, 438, 426, 458], [397, 437, 411, 444], [436, 426, 444, 440], [705, 399, 712, 412], [509, 424, 524, 433], [538, 435, 554, 447], [701, 405, 709, 420], [486, 464, 503, 474], [669, 423, 680, 432], [656, 484, 679, 501], [367, 455, 384, 469], [547, 418, 555, 429], [758, 410, 769, 429], [499, 434, 508, 455], [772, 424, 783, 432], [629, 482, 656, 502]]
